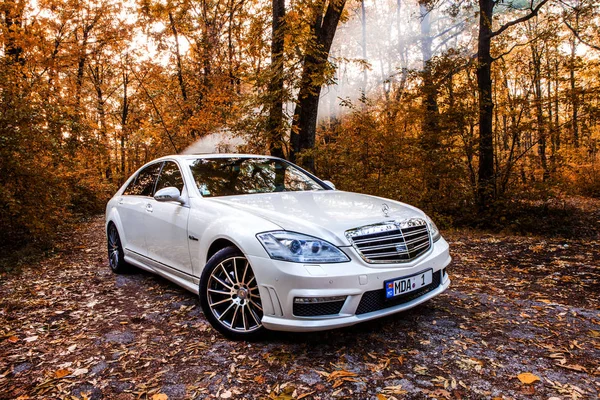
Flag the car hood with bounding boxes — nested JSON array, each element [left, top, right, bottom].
[[209, 191, 425, 246]]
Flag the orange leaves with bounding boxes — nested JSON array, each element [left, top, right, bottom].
[[151, 394, 169, 400], [7, 336, 19, 343], [326, 369, 359, 389], [54, 369, 71, 379], [517, 372, 540, 384]]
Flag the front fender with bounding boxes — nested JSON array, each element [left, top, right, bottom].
[[187, 198, 282, 277]]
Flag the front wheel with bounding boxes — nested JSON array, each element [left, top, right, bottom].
[[199, 246, 265, 340]]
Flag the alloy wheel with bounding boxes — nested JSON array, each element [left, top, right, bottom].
[[108, 225, 120, 271], [206, 257, 263, 332]]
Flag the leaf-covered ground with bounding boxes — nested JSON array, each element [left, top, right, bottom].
[[1, 215, 599, 400]]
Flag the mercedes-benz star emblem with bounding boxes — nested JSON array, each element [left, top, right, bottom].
[[382, 203, 390, 217]]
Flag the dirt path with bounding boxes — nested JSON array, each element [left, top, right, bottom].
[[1, 216, 599, 399]]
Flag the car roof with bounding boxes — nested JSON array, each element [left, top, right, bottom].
[[156, 153, 280, 161]]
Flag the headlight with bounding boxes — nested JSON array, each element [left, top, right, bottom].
[[425, 216, 441, 242], [256, 231, 350, 263]]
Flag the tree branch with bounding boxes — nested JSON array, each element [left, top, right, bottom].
[[564, 20, 600, 51], [491, 33, 543, 61], [433, 20, 465, 40], [130, 68, 179, 153], [490, 0, 550, 38]]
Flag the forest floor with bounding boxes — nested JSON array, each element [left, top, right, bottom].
[[1, 212, 599, 400]]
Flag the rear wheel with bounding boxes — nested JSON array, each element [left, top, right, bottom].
[[107, 224, 129, 273], [199, 246, 265, 340]]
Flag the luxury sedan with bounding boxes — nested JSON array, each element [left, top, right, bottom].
[[105, 154, 451, 339]]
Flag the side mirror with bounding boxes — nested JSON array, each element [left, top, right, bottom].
[[154, 187, 185, 204], [323, 180, 336, 190]]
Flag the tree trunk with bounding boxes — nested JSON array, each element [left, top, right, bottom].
[[290, 0, 347, 169], [570, 36, 579, 148], [91, 65, 112, 180], [476, 0, 495, 211], [361, 0, 367, 91], [531, 42, 549, 181], [169, 11, 198, 140], [268, 0, 286, 158], [547, 53, 556, 174], [475, 0, 549, 210], [121, 60, 130, 179], [71, 27, 90, 150], [419, 3, 441, 188]]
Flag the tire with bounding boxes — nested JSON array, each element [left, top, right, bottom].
[[107, 223, 129, 274], [199, 246, 265, 340]]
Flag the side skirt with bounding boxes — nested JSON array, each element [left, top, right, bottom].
[[124, 249, 200, 295]]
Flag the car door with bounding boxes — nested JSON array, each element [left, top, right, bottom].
[[144, 160, 193, 276], [118, 162, 163, 257]]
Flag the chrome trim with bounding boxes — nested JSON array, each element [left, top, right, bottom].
[[345, 218, 433, 264]]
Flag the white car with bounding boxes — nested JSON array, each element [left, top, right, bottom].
[[105, 154, 451, 339]]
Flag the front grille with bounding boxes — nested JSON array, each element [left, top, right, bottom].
[[346, 218, 431, 263], [356, 270, 441, 315], [293, 300, 345, 317]]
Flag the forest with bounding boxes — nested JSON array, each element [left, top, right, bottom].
[[1, 0, 599, 252], [1, 2, 600, 398]]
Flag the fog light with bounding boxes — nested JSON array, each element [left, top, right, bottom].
[[294, 296, 346, 304]]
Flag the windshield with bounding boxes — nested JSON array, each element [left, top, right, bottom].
[[187, 157, 326, 197]]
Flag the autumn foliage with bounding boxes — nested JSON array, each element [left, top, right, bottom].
[[1, 0, 599, 251]]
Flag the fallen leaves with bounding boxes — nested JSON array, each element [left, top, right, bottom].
[[456, 358, 483, 373], [517, 372, 540, 384], [54, 369, 71, 379], [557, 364, 588, 373], [326, 369, 359, 389], [421, 388, 451, 399], [71, 368, 88, 377], [545, 379, 588, 399], [413, 365, 428, 375], [381, 384, 407, 395], [1, 216, 599, 399]]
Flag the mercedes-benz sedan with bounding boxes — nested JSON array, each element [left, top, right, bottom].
[[105, 154, 451, 339]]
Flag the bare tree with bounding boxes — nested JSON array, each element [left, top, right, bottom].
[[290, 0, 347, 169], [476, 0, 551, 211]]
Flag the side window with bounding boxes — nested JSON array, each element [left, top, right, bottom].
[[155, 161, 185, 193], [124, 163, 163, 196], [122, 178, 136, 196]]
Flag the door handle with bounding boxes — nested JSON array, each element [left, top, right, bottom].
[[146, 204, 153, 213], [118, 197, 124, 205]]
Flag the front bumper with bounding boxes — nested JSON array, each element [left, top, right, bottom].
[[248, 237, 451, 332]]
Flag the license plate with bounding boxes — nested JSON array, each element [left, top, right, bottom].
[[385, 269, 433, 299]]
